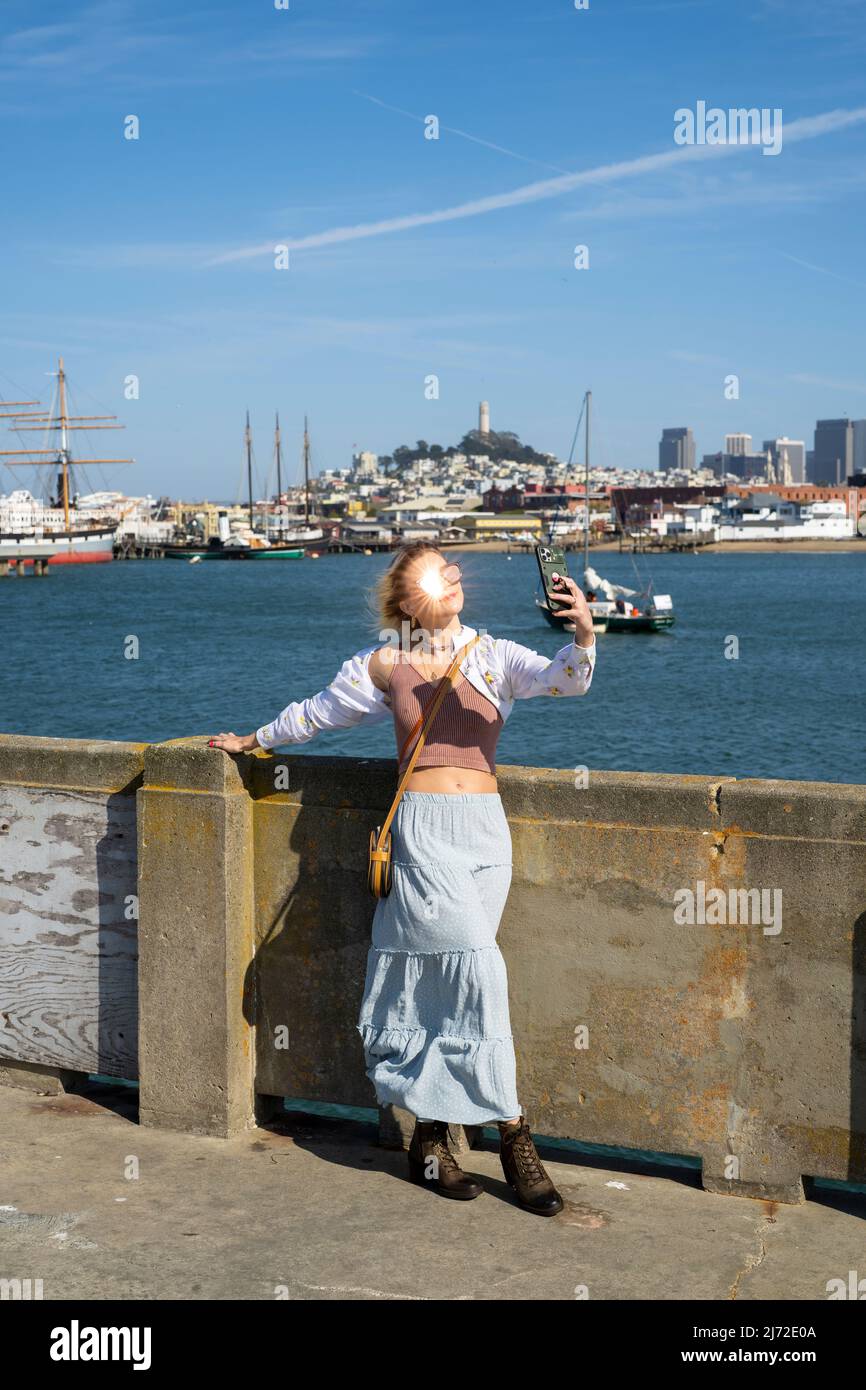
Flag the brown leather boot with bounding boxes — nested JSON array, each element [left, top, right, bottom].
[[499, 1116, 564, 1216], [407, 1120, 484, 1200]]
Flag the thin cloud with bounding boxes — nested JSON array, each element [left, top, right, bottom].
[[756, 0, 866, 47], [353, 91, 570, 175], [778, 251, 866, 291], [207, 146, 740, 265], [563, 183, 812, 222], [206, 105, 866, 266], [789, 372, 866, 395], [668, 350, 729, 366], [0, 5, 377, 84]]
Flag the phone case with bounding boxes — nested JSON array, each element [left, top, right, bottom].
[[535, 544, 571, 611]]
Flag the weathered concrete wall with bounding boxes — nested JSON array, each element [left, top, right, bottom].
[[249, 754, 866, 1203], [2, 734, 864, 1203], [136, 739, 256, 1139], [0, 737, 144, 1079]]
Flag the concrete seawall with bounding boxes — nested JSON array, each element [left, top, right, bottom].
[[1, 733, 864, 1205]]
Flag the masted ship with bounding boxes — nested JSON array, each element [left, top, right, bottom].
[[163, 412, 325, 558], [0, 357, 133, 564]]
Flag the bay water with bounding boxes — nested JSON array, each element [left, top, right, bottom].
[[3, 548, 864, 784]]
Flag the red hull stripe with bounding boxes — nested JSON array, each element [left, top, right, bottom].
[[16, 550, 113, 565]]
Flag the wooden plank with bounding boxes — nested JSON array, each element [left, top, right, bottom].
[[0, 786, 138, 1078]]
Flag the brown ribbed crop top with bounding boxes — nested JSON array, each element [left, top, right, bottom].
[[389, 659, 503, 776]]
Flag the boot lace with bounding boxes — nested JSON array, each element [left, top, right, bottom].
[[511, 1128, 548, 1187], [430, 1123, 461, 1174], [431, 1139, 460, 1174]]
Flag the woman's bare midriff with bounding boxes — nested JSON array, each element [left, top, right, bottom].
[[404, 765, 498, 793]]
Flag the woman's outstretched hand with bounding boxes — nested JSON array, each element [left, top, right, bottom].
[[551, 573, 595, 647], [208, 731, 260, 753]]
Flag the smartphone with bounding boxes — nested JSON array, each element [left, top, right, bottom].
[[535, 543, 571, 612]]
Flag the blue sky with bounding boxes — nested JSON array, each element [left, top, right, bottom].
[[1, 0, 865, 501]]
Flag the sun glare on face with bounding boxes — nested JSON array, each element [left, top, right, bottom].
[[416, 559, 462, 600], [400, 558, 464, 638], [418, 562, 446, 599]]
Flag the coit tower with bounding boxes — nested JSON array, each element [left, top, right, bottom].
[[479, 401, 490, 436]]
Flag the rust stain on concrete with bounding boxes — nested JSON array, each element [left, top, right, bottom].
[[29, 1096, 115, 1119], [679, 1084, 730, 1143], [786, 1123, 865, 1169]]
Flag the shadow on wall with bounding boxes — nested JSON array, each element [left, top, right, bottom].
[[95, 785, 139, 1078], [239, 758, 866, 1204], [245, 758, 385, 1116]]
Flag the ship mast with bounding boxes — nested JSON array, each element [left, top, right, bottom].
[[584, 389, 591, 576], [245, 410, 254, 531], [303, 416, 311, 526], [0, 356, 133, 530], [58, 357, 70, 528], [274, 412, 283, 536]]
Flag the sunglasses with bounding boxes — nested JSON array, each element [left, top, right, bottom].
[[411, 559, 463, 598]]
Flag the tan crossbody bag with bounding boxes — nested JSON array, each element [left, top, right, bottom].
[[367, 634, 481, 899]]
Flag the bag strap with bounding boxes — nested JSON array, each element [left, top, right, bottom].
[[397, 660, 455, 765], [400, 633, 480, 771], [395, 631, 481, 764], [375, 633, 481, 851], [398, 704, 427, 767]]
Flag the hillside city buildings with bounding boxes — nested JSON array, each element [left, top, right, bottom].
[[3, 402, 865, 554]]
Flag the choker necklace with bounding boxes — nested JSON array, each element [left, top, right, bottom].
[[416, 630, 458, 656]]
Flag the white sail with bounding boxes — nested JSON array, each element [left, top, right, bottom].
[[583, 564, 639, 601]]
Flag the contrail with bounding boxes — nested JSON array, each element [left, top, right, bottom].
[[353, 90, 571, 175], [778, 251, 866, 291], [206, 105, 866, 266]]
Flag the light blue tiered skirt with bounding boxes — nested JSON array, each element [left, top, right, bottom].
[[356, 790, 520, 1125]]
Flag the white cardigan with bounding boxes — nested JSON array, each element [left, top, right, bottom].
[[255, 623, 596, 751]]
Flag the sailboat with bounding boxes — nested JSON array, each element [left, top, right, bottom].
[[583, 562, 675, 632], [0, 357, 134, 564], [165, 413, 322, 559], [535, 390, 675, 634], [268, 415, 325, 550], [233, 411, 310, 558]]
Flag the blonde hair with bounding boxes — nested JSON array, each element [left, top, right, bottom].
[[365, 541, 443, 638]]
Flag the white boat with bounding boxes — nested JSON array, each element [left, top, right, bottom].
[[583, 564, 675, 632], [0, 488, 117, 564]]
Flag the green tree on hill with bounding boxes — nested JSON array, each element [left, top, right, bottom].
[[386, 429, 552, 471]]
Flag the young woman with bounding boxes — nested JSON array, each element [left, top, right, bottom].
[[210, 542, 596, 1216]]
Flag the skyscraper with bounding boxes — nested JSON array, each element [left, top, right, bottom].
[[659, 427, 695, 472], [725, 433, 752, 456], [703, 449, 770, 481], [810, 419, 854, 484]]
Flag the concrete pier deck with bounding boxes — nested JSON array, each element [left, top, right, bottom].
[[1, 1082, 863, 1302]]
